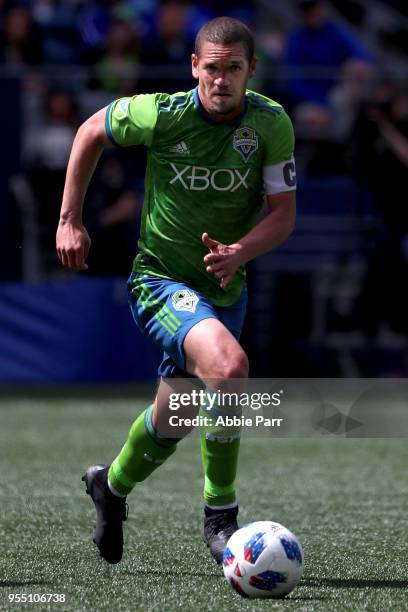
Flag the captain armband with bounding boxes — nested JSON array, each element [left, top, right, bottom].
[[263, 155, 296, 195]]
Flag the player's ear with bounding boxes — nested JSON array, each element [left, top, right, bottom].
[[191, 53, 199, 79], [249, 57, 257, 78]]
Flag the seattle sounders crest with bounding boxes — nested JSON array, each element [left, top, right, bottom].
[[172, 289, 199, 313], [233, 126, 258, 162]]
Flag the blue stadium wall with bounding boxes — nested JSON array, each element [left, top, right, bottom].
[[0, 278, 161, 383]]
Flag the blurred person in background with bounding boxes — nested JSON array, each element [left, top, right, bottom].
[[139, 0, 192, 93], [353, 81, 408, 235], [285, 0, 373, 138], [352, 81, 408, 336], [31, 0, 81, 64], [375, 0, 408, 55], [0, 5, 43, 65], [23, 90, 78, 269], [78, 0, 141, 64], [138, 0, 255, 93], [23, 87, 140, 276], [91, 18, 140, 95], [84, 150, 141, 277]]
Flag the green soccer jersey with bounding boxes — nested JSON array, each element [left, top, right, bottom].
[[106, 87, 295, 306]]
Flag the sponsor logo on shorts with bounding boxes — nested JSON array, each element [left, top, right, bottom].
[[233, 126, 258, 162], [172, 289, 199, 313]]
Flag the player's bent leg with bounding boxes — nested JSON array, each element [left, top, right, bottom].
[[152, 375, 202, 438], [84, 377, 194, 564], [184, 318, 249, 388], [82, 464, 128, 564], [82, 276, 217, 564], [84, 399, 179, 564], [108, 399, 178, 499], [84, 382, 189, 565], [184, 318, 248, 563]]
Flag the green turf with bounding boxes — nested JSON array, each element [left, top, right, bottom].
[[0, 395, 407, 611]]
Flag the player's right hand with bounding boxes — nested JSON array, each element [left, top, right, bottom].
[[202, 232, 244, 290], [56, 220, 91, 270]]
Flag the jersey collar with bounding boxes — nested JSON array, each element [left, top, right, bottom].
[[193, 87, 248, 126]]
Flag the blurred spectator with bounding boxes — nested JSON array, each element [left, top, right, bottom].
[[78, 0, 112, 63], [139, 1, 193, 93], [19, 87, 141, 277], [352, 81, 408, 334], [376, 2, 408, 57], [23, 90, 78, 268], [32, 0, 81, 64], [352, 80, 408, 234], [137, 0, 254, 94], [328, 60, 373, 141], [285, 0, 373, 136], [84, 150, 142, 277], [0, 5, 44, 65], [78, 0, 142, 64], [300, 58, 373, 175], [91, 18, 140, 94]]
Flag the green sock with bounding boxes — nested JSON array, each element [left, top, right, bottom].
[[108, 404, 177, 496], [200, 391, 241, 507]]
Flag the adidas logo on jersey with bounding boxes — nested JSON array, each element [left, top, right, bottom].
[[169, 141, 190, 155]]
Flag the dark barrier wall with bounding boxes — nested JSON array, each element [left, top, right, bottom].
[[0, 277, 161, 383]]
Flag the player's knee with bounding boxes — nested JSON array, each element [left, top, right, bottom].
[[219, 350, 249, 381]]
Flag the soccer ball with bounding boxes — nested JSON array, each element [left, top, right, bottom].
[[222, 521, 304, 598]]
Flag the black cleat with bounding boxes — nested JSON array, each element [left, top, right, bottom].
[[203, 505, 239, 564], [82, 464, 128, 564]]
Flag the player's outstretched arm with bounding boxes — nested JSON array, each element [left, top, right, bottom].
[[203, 191, 296, 289], [56, 107, 112, 270]]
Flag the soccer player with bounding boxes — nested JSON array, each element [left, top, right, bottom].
[[56, 17, 296, 565]]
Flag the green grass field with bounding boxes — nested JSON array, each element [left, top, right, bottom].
[[0, 391, 407, 611]]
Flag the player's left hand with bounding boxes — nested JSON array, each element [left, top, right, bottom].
[[202, 232, 244, 290]]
